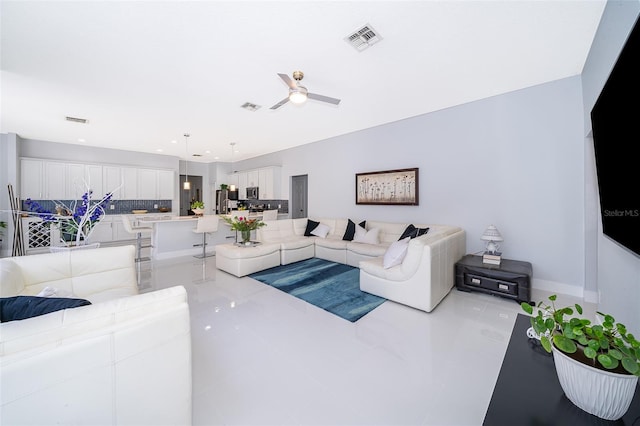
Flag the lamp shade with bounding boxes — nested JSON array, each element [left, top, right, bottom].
[[481, 225, 503, 242]]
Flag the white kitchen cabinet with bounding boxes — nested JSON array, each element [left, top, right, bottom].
[[258, 166, 281, 199], [20, 159, 44, 199], [246, 170, 259, 187], [85, 164, 104, 196], [66, 163, 86, 198], [103, 166, 123, 198], [121, 167, 138, 200], [86, 216, 113, 243], [157, 170, 174, 199], [137, 168, 158, 199], [45, 162, 66, 199]]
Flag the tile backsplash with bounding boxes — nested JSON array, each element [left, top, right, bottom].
[[22, 200, 173, 215]]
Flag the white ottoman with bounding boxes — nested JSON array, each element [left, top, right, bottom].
[[215, 242, 281, 277]]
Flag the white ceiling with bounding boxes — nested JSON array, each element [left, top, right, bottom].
[[1, 1, 605, 163]]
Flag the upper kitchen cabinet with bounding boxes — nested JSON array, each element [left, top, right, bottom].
[[258, 167, 281, 199], [157, 169, 174, 200], [20, 159, 105, 200], [20, 159, 44, 199], [137, 168, 158, 199], [121, 167, 138, 199], [104, 166, 123, 198], [108, 167, 174, 200]]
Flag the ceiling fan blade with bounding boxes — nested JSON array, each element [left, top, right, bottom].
[[308, 92, 341, 105], [270, 97, 290, 110], [277, 73, 297, 90]]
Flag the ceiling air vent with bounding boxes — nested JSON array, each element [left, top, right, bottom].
[[345, 24, 382, 52], [65, 116, 88, 124], [241, 102, 261, 112], [192, 154, 202, 157]]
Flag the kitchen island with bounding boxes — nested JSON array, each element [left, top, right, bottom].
[[139, 215, 236, 260]]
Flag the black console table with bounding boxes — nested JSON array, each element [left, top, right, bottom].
[[483, 314, 640, 425], [455, 254, 532, 304]]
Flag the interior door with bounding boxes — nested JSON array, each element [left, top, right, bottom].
[[291, 175, 308, 219]]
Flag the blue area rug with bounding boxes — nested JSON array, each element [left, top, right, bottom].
[[249, 258, 386, 322]]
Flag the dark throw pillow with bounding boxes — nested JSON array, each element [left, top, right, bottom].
[[304, 219, 320, 237], [343, 219, 367, 241], [398, 224, 430, 240], [399, 224, 417, 240], [416, 227, 430, 237], [0, 296, 91, 323]]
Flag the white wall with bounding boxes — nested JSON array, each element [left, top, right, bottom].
[[238, 76, 587, 298], [581, 0, 640, 328]]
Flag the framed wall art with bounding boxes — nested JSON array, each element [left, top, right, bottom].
[[355, 168, 419, 205]]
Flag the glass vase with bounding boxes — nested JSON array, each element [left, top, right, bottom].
[[241, 230, 251, 243]]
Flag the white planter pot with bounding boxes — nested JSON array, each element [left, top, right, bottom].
[[552, 346, 638, 421], [192, 208, 204, 215]]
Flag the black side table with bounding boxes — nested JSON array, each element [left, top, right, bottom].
[[455, 254, 532, 304], [484, 314, 640, 425]]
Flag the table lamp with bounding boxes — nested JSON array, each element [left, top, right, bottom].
[[481, 225, 503, 255]]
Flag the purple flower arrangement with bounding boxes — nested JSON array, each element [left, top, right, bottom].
[[26, 190, 114, 245]]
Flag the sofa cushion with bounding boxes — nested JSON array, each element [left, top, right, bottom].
[[342, 219, 366, 241], [279, 237, 315, 250], [314, 237, 348, 249], [353, 226, 380, 245], [347, 241, 388, 257], [383, 237, 411, 269], [310, 223, 331, 238], [0, 296, 91, 323], [304, 219, 320, 236]]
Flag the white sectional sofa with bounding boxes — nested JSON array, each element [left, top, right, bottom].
[[253, 218, 466, 312], [0, 246, 192, 425]]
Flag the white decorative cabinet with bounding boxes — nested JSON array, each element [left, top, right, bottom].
[[20, 159, 44, 199], [157, 170, 174, 199]]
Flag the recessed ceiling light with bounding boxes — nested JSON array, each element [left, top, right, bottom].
[[214, 156, 220, 160], [78, 138, 85, 143], [171, 140, 177, 144], [205, 150, 211, 154], [156, 148, 164, 152]]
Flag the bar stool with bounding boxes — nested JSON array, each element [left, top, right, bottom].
[[192, 215, 219, 259], [262, 209, 279, 221], [121, 215, 152, 262]]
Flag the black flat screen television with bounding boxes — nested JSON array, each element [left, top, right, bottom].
[[590, 16, 640, 257]]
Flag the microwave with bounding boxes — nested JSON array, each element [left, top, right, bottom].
[[246, 187, 259, 200]]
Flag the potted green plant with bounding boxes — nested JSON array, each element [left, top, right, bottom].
[[190, 201, 205, 215], [522, 295, 640, 420]]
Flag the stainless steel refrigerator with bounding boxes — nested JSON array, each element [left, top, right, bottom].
[[216, 189, 239, 214]]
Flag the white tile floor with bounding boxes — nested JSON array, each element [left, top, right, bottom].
[[137, 254, 593, 426]]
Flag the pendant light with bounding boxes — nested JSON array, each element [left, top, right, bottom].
[[183, 133, 191, 190], [229, 142, 236, 192]]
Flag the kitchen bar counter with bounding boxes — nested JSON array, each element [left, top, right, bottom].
[[138, 215, 235, 260]]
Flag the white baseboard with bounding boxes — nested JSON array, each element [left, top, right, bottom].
[[531, 278, 599, 304]]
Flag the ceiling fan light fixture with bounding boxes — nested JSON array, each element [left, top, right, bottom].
[[289, 86, 308, 104]]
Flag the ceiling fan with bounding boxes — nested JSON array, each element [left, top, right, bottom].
[[270, 71, 341, 110]]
